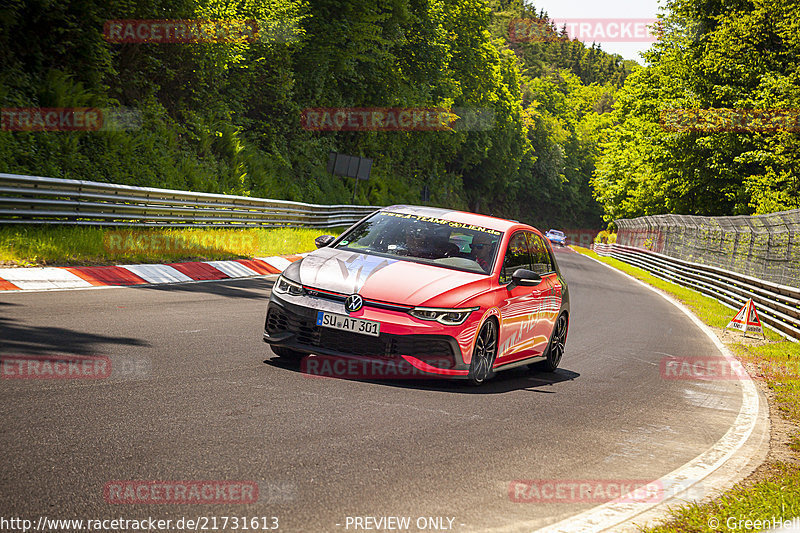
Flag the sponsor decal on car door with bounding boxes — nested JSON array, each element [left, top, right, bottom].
[[527, 233, 561, 354], [496, 232, 543, 365]]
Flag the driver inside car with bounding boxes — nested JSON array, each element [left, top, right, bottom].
[[471, 233, 497, 273]]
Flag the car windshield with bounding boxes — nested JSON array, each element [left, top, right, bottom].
[[549, 230, 565, 237], [334, 212, 502, 274]]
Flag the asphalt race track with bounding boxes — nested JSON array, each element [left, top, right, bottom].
[[0, 250, 748, 532]]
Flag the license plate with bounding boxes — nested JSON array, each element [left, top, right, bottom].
[[316, 311, 381, 337]]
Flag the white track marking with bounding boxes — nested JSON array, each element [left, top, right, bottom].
[[0, 267, 93, 290], [203, 260, 260, 278], [484, 253, 764, 533], [257, 256, 292, 272], [120, 264, 193, 284]]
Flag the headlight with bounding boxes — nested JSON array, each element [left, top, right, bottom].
[[273, 275, 305, 296], [408, 306, 479, 326]]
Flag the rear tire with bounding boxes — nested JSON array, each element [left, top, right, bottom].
[[530, 313, 568, 372], [271, 345, 306, 362], [468, 320, 498, 386]]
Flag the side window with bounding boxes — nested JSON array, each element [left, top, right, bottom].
[[527, 233, 554, 275], [500, 232, 533, 284]]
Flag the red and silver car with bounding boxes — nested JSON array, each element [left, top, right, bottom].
[[263, 205, 569, 385]]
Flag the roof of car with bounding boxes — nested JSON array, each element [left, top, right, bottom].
[[381, 205, 526, 233]]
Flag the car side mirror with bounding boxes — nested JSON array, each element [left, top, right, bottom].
[[509, 268, 542, 289], [315, 235, 335, 248]]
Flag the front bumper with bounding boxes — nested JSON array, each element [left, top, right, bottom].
[[263, 292, 471, 377]]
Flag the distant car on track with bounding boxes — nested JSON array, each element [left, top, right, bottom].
[[263, 205, 569, 385], [545, 229, 567, 247]]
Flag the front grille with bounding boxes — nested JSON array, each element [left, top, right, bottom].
[[319, 327, 389, 357], [266, 306, 319, 345], [305, 289, 346, 303], [267, 305, 456, 367], [306, 288, 413, 312], [393, 337, 453, 359]]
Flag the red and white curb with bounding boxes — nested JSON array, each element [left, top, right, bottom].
[[0, 255, 305, 292]]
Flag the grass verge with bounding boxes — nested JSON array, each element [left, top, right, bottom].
[[571, 246, 800, 533], [0, 225, 343, 267]]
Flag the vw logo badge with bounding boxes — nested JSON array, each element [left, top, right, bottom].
[[345, 294, 363, 314]]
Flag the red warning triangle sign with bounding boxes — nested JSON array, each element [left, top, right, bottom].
[[726, 299, 765, 337]]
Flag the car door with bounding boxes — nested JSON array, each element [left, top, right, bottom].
[[526, 232, 562, 353], [495, 231, 543, 365]]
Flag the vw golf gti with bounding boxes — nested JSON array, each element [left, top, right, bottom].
[[263, 205, 569, 385]]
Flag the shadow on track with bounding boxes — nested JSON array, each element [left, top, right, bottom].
[[0, 316, 149, 356], [264, 356, 579, 394]]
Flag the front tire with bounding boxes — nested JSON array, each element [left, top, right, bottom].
[[530, 313, 568, 372], [468, 320, 498, 386]]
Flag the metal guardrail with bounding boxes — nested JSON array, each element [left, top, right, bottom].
[[593, 242, 800, 342], [0, 173, 380, 228]]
